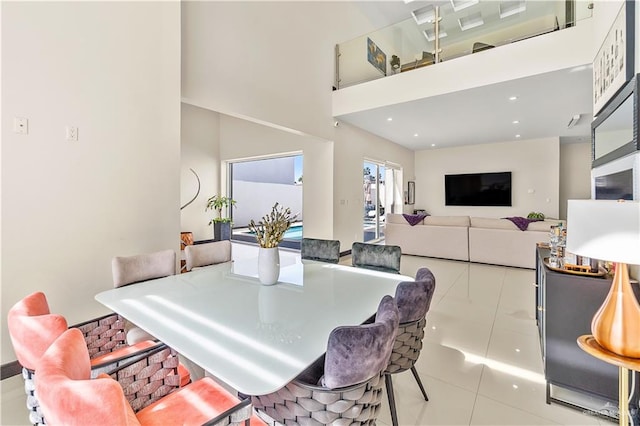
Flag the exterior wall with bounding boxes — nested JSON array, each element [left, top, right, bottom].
[[234, 157, 295, 185], [559, 142, 592, 220], [414, 137, 560, 219], [231, 181, 303, 227], [1, 2, 181, 363]]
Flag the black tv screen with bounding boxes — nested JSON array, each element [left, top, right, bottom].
[[595, 169, 634, 200], [445, 172, 512, 206]]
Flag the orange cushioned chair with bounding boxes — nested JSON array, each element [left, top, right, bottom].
[[7, 291, 190, 424], [36, 328, 254, 426]]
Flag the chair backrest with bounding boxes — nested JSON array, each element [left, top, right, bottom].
[[184, 240, 231, 271], [351, 242, 401, 274], [112, 249, 176, 288], [322, 295, 399, 389], [7, 292, 68, 370], [301, 238, 340, 264], [36, 328, 141, 425], [395, 267, 436, 324]]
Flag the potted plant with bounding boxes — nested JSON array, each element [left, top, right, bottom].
[[248, 203, 298, 285], [205, 195, 237, 241]]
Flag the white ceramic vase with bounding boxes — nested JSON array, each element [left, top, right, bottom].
[[258, 247, 280, 285]]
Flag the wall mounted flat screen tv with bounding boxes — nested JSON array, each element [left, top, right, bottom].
[[445, 172, 512, 206]]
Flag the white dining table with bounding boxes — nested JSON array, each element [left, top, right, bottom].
[[95, 259, 411, 396]]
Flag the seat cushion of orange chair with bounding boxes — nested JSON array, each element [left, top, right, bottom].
[[90, 340, 158, 366], [135, 377, 244, 426]]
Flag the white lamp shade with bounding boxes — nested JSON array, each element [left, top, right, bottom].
[[566, 200, 640, 265]]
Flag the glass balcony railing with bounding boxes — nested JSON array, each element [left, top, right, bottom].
[[335, 0, 593, 89]]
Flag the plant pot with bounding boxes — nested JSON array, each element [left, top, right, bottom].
[[213, 222, 231, 241], [258, 247, 280, 285]]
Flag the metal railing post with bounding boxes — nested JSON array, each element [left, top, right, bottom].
[[334, 44, 341, 90], [434, 6, 441, 63]]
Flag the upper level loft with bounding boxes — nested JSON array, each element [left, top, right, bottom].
[[331, 0, 597, 149], [334, 0, 593, 90]]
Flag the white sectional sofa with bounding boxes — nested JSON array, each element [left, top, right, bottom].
[[385, 214, 564, 269]]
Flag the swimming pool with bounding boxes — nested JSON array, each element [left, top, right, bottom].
[[283, 225, 303, 240], [241, 224, 303, 241]]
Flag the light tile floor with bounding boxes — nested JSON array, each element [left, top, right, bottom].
[[1, 243, 616, 425]]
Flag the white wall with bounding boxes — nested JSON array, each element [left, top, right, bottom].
[[180, 103, 221, 241], [219, 115, 334, 241], [414, 137, 560, 218], [333, 122, 415, 249], [181, 1, 377, 142], [559, 142, 592, 219], [1, 2, 181, 363], [232, 181, 303, 227]]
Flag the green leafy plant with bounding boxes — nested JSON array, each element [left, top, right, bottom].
[[527, 211, 545, 220], [205, 195, 236, 225], [248, 203, 298, 248]]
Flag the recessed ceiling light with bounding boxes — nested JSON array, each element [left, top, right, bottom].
[[411, 5, 435, 25], [387, 117, 393, 122], [512, 120, 519, 124], [509, 96, 518, 101], [458, 12, 484, 31], [499, 1, 526, 19], [431, 143, 436, 147], [450, 0, 478, 12], [512, 384, 519, 389], [515, 134, 521, 138], [414, 133, 419, 137]]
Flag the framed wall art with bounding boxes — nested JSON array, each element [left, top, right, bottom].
[[593, 1, 635, 115], [407, 181, 415, 205], [367, 37, 387, 76]]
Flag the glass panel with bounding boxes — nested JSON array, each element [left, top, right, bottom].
[[336, 1, 592, 89], [363, 161, 378, 242]]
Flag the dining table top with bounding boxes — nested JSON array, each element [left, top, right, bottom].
[[95, 258, 411, 395]]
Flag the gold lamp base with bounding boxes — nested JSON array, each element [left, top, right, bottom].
[[592, 263, 640, 358]]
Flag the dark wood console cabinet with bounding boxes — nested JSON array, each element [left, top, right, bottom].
[[535, 247, 640, 412]]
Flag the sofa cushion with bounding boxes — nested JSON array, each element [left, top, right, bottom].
[[424, 216, 470, 227], [386, 214, 407, 224], [470, 217, 516, 230]]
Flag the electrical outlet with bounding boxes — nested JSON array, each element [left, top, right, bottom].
[[14, 117, 28, 135], [66, 126, 78, 141]]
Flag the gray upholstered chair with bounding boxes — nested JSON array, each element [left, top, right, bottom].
[[351, 242, 402, 274], [385, 267, 436, 426], [111, 249, 176, 345], [252, 295, 399, 425], [301, 237, 340, 264], [184, 240, 232, 271]]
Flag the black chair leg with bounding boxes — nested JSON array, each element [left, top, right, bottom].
[[410, 366, 429, 401], [385, 374, 399, 426]]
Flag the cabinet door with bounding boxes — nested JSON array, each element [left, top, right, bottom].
[[545, 271, 618, 401]]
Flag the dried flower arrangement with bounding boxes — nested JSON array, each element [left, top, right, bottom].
[[248, 203, 298, 248]]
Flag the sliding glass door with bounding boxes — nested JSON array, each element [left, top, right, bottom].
[[363, 160, 402, 242]]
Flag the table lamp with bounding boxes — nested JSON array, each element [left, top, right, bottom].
[[566, 200, 640, 358]]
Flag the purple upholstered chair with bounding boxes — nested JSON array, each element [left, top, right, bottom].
[[252, 295, 399, 425], [384, 267, 436, 426]]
